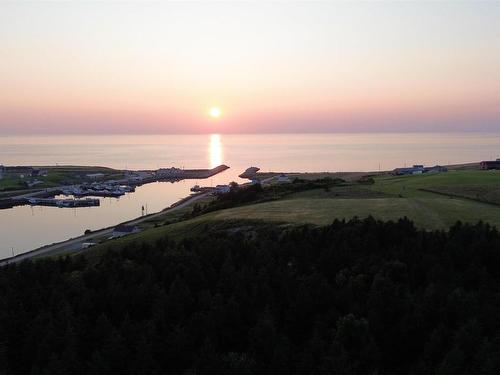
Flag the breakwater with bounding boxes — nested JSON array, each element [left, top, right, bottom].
[[156, 164, 229, 179]]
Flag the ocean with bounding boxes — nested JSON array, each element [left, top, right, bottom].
[[0, 132, 499, 258]]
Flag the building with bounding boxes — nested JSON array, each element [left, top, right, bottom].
[[215, 184, 230, 194], [6, 166, 33, 175], [392, 164, 449, 175], [480, 159, 500, 170], [27, 180, 43, 188], [86, 173, 105, 180], [81, 242, 97, 249], [426, 165, 448, 173], [31, 168, 48, 177], [277, 174, 291, 183], [112, 224, 140, 237], [392, 165, 425, 175]]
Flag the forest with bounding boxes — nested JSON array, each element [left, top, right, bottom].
[[1, 217, 500, 374]]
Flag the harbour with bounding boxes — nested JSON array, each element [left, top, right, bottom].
[[0, 164, 230, 210], [0, 163, 235, 258], [1, 132, 499, 259]]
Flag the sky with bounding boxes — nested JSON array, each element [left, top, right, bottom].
[[1, 1, 499, 134]]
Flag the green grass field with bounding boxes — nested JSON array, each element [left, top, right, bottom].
[[0, 166, 123, 193], [370, 170, 500, 198], [0, 176, 25, 191], [81, 170, 500, 257]]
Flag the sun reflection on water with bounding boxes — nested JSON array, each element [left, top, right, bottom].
[[209, 134, 222, 168]]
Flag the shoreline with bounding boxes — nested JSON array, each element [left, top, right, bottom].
[[0, 191, 210, 266], [0, 161, 486, 266]]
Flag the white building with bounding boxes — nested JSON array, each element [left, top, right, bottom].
[[277, 174, 291, 184], [112, 224, 140, 237], [86, 173, 105, 180], [215, 184, 230, 194]]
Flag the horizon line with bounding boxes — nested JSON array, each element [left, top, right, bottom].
[[1, 129, 499, 136]]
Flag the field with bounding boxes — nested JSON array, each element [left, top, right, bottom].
[[0, 166, 123, 195], [0, 176, 25, 191], [85, 170, 500, 257], [195, 170, 500, 230], [369, 170, 500, 198]]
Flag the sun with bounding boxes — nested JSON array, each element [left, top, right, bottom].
[[209, 107, 221, 118]]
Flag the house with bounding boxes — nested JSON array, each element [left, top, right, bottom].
[[27, 180, 43, 188], [392, 164, 448, 175], [81, 242, 97, 249], [31, 168, 48, 177], [112, 224, 140, 237], [480, 159, 500, 170], [6, 166, 33, 175], [215, 184, 230, 194], [426, 165, 448, 173], [392, 165, 425, 175], [277, 174, 291, 183], [86, 173, 105, 180]]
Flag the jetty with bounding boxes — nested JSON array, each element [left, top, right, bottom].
[[156, 164, 229, 179], [28, 197, 100, 208], [239, 166, 260, 179]]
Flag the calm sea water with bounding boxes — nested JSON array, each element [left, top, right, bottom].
[[0, 132, 499, 258]]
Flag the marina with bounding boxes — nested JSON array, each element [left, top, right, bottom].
[[0, 164, 231, 210]]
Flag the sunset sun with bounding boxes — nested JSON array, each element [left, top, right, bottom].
[[209, 107, 221, 119]]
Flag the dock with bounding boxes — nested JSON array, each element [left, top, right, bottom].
[[28, 197, 100, 208], [156, 164, 229, 179]]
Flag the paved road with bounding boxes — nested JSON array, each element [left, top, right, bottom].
[[0, 192, 210, 266]]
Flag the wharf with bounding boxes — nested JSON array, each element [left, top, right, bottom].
[[28, 197, 100, 208], [156, 164, 229, 180]]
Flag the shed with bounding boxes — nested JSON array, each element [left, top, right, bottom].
[[113, 224, 140, 237], [277, 174, 291, 183], [87, 173, 105, 180], [480, 160, 500, 170], [215, 184, 230, 194]]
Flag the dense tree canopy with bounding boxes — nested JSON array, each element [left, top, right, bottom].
[[1, 217, 500, 374]]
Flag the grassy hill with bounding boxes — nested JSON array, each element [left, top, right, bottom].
[[161, 171, 500, 232], [85, 170, 500, 258]]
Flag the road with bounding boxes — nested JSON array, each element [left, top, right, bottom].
[[0, 192, 210, 266]]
